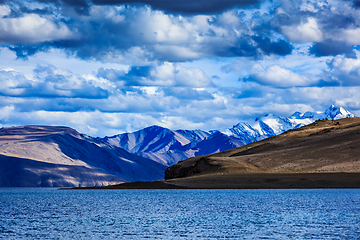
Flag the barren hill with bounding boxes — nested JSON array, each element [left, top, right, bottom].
[[165, 118, 360, 178], [0, 125, 167, 187]]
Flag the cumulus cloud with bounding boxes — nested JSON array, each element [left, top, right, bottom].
[[0, 0, 358, 61], [281, 17, 323, 43], [0, 105, 14, 121], [0, 2, 295, 61], [0, 14, 76, 45], [322, 56, 360, 86], [162, 87, 214, 100], [0, 62, 220, 116], [0, 65, 109, 99], [245, 64, 314, 88], [97, 62, 214, 87], [0, 4, 10, 17], [335, 28, 360, 45], [272, 0, 360, 57]]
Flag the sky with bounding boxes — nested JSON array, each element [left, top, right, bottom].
[[0, 0, 359, 136]]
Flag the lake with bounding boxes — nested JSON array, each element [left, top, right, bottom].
[[0, 188, 359, 239]]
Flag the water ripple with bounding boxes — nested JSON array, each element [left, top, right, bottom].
[[0, 188, 359, 239]]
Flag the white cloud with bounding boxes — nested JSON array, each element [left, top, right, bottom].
[[217, 10, 242, 26], [0, 14, 76, 44], [0, 65, 109, 99], [153, 45, 201, 61], [60, 5, 252, 63], [286, 87, 360, 107], [328, 56, 360, 74], [150, 62, 175, 81], [323, 56, 360, 86], [281, 17, 323, 43], [174, 65, 213, 87], [0, 5, 11, 18], [300, 2, 318, 13], [248, 64, 313, 87], [335, 28, 360, 45], [139, 9, 190, 44], [0, 105, 14, 121], [142, 62, 214, 87]]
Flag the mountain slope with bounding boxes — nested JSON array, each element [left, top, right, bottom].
[[0, 126, 167, 187], [188, 132, 245, 156], [101, 125, 211, 166]]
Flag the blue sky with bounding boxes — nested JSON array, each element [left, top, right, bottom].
[[0, 0, 359, 136]]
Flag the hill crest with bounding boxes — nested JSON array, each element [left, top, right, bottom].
[[165, 117, 360, 180]]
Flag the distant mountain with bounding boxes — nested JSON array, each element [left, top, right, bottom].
[[101, 126, 210, 166], [226, 105, 354, 143], [289, 105, 354, 127], [101, 105, 355, 166], [0, 126, 167, 187], [189, 132, 244, 156], [226, 114, 293, 145], [101, 126, 246, 166]]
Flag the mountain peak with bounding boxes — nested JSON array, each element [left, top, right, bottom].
[[145, 125, 167, 131], [289, 111, 302, 119], [324, 105, 354, 120]]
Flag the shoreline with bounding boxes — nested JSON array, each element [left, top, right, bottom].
[[69, 172, 360, 189]]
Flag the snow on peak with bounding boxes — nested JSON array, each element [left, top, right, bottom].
[[302, 111, 317, 119], [226, 105, 355, 145], [324, 105, 354, 120], [258, 114, 293, 135], [289, 111, 302, 119]]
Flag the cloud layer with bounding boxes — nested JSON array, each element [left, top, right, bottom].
[[0, 0, 359, 136]]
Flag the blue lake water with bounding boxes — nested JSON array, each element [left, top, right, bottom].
[[0, 188, 359, 239]]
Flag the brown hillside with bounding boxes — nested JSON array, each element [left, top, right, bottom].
[[0, 125, 167, 187], [165, 118, 360, 180]]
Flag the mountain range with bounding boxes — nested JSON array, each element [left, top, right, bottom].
[[100, 117, 360, 189], [100, 105, 355, 166], [0, 105, 355, 187]]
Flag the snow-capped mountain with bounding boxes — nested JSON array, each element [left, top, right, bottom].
[[323, 105, 354, 120], [226, 105, 355, 143], [227, 114, 294, 143], [289, 105, 354, 127], [101, 105, 356, 166]]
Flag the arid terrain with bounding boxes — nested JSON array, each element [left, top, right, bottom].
[[88, 118, 360, 189], [0, 126, 166, 187]]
